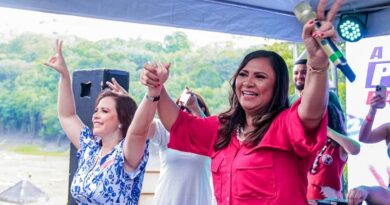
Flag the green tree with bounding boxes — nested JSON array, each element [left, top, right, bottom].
[[163, 32, 190, 53], [0, 32, 301, 142]]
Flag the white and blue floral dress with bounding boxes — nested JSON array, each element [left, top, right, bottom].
[[71, 127, 149, 205]]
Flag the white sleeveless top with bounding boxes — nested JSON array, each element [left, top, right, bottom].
[[150, 119, 215, 205]]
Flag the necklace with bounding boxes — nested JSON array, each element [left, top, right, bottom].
[[236, 127, 246, 142]]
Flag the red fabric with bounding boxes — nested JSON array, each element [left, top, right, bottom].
[[307, 143, 346, 200], [168, 99, 328, 205]]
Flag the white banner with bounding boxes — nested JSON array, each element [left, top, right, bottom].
[[346, 35, 390, 190]]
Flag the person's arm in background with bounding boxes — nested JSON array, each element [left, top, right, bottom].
[[327, 91, 360, 155], [298, 0, 344, 130], [44, 40, 84, 149], [327, 128, 360, 155], [359, 94, 390, 143], [347, 185, 390, 205], [368, 165, 388, 189], [185, 91, 206, 118]]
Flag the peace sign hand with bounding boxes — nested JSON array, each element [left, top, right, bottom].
[[44, 39, 68, 75], [303, 0, 343, 68]]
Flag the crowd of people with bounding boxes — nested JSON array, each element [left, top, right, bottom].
[[40, 0, 389, 204]]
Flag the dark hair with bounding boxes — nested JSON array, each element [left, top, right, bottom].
[[175, 92, 211, 117], [328, 94, 346, 136], [95, 89, 137, 138], [214, 50, 290, 150], [327, 98, 346, 147], [294, 58, 307, 65]]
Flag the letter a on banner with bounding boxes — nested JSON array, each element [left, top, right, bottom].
[[370, 46, 383, 60]]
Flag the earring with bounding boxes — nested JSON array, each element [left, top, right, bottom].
[[118, 124, 122, 129]]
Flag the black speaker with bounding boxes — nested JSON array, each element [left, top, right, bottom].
[[68, 69, 129, 205]]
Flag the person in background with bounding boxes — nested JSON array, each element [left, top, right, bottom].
[[347, 93, 390, 205], [289, 59, 360, 201], [347, 184, 390, 205], [148, 87, 215, 205], [358, 93, 389, 157], [140, 1, 344, 204], [45, 40, 150, 205]]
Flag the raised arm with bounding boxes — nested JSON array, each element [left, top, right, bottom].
[[140, 63, 180, 131], [327, 128, 360, 155], [298, 0, 343, 130], [157, 87, 181, 130], [122, 62, 169, 171], [359, 94, 390, 143], [184, 90, 207, 118], [44, 40, 84, 149]]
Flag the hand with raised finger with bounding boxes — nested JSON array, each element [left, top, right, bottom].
[[44, 39, 68, 75], [316, 0, 344, 22], [185, 90, 198, 110], [303, 0, 343, 69], [106, 77, 129, 97], [316, 0, 343, 43]]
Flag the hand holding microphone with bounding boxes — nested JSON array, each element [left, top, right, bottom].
[[294, 0, 356, 82]]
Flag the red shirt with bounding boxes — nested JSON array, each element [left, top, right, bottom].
[[307, 141, 346, 200], [168, 100, 327, 205]]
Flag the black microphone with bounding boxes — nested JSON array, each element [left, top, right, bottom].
[[293, 1, 356, 82]]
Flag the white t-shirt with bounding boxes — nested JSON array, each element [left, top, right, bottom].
[[150, 119, 215, 205]]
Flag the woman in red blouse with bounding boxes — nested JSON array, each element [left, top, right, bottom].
[[140, 1, 343, 204]]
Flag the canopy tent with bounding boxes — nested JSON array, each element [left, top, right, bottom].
[[0, 0, 389, 42], [0, 180, 49, 204]]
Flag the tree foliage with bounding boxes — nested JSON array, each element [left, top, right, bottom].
[[0, 32, 346, 141]]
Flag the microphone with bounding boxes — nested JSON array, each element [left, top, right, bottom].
[[293, 1, 356, 82]]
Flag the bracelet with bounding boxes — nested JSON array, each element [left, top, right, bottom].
[[365, 115, 373, 123], [145, 94, 160, 102], [307, 63, 329, 73]]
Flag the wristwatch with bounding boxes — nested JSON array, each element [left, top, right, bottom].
[[145, 94, 160, 102]]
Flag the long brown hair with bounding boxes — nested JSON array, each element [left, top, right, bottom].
[[214, 50, 289, 150], [95, 89, 137, 137]]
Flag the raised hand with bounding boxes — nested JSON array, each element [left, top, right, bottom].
[[140, 62, 170, 89], [44, 39, 68, 75], [184, 90, 198, 111], [303, 0, 343, 69], [106, 78, 129, 97], [369, 94, 386, 110]]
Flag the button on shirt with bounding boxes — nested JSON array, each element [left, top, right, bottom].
[[168, 99, 327, 205]]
